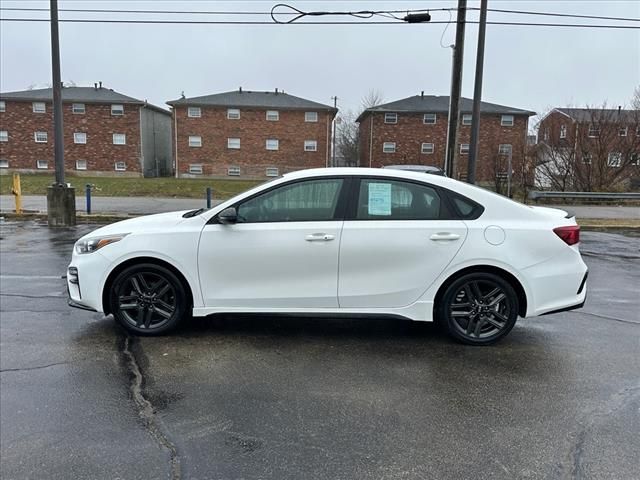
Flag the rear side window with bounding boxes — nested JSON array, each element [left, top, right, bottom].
[[356, 179, 441, 220], [237, 178, 344, 223], [448, 192, 484, 219]]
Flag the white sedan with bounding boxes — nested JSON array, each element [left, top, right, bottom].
[[67, 168, 588, 345]]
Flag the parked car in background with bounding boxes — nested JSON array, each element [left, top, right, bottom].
[[67, 168, 587, 345], [383, 164, 446, 176]]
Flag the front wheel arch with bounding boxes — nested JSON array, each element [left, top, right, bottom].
[[433, 265, 528, 319], [102, 257, 194, 315]]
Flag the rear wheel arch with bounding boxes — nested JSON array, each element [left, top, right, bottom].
[[433, 265, 528, 319], [102, 257, 194, 315]]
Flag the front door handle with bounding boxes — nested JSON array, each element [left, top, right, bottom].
[[305, 233, 335, 242], [429, 232, 461, 241]]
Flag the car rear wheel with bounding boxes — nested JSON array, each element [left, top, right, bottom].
[[438, 272, 518, 345], [109, 263, 187, 335]]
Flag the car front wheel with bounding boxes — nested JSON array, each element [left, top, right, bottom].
[[438, 272, 519, 345], [109, 263, 187, 335]]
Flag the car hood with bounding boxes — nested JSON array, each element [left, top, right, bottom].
[[78, 210, 197, 240]]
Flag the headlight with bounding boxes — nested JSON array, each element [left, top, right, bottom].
[[75, 234, 129, 254]]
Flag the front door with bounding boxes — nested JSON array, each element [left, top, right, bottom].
[[198, 177, 348, 309], [338, 177, 468, 308]]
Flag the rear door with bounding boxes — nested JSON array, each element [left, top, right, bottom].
[[338, 177, 468, 308]]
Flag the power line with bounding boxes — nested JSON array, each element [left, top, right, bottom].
[[1, 18, 638, 28], [481, 7, 640, 23]]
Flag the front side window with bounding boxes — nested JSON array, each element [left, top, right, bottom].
[[501, 115, 514, 126], [34, 131, 48, 143], [74, 132, 87, 144], [384, 113, 398, 124], [227, 108, 240, 119], [237, 178, 344, 223], [32, 102, 46, 113], [72, 103, 85, 114], [113, 133, 126, 145], [356, 179, 441, 220], [111, 104, 124, 115], [188, 107, 201, 118]]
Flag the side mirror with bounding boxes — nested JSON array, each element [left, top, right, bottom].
[[218, 207, 238, 224]]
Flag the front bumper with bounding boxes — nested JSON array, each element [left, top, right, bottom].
[[66, 250, 111, 313]]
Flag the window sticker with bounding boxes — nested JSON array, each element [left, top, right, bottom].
[[368, 183, 392, 216]]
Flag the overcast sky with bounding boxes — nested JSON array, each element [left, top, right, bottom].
[[1, 0, 638, 123]]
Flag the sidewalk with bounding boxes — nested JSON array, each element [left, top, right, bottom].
[[1, 194, 638, 219]]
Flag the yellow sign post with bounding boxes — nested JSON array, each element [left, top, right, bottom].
[[11, 173, 22, 214]]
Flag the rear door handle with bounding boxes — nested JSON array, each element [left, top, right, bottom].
[[305, 233, 335, 242], [429, 232, 460, 241]]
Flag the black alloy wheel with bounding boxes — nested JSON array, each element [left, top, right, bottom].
[[110, 263, 187, 335], [439, 272, 519, 345]]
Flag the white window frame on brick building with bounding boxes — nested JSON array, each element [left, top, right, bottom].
[[227, 166, 241, 176], [0, 131, 7, 142], [460, 143, 470, 154], [227, 108, 240, 120], [384, 113, 398, 124], [114, 161, 127, 171], [305, 111, 318, 122], [227, 138, 241, 149], [266, 110, 279, 121], [187, 107, 201, 118], [619, 127, 628, 137], [72, 103, 85, 114], [188, 136, 202, 147], [36, 160, 48, 169], [34, 131, 48, 143], [501, 115, 514, 127], [113, 133, 126, 145], [498, 144, 512, 155], [75, 159, 87, 170], [588, 125, 600, 138], [423, 113, 436, 125], [0, 101, 5, 112], [607, 152, 622, 167], [266, 139, 279, 151], [631, 153, 640, 166], [74, 132, 87, 144], [582, 153, 592, 165], [0, 159, 9, 168], [560, 125, 567, 139], [383, 142, 396, 153], [266, 167, 279, 177], [111, 104, 124, 116], [461, 114, 472, 125], [32, 102, 46, 113], [304, 140, 317, 152], [421, 143, 434, 154], [189, 164, 203, 174]]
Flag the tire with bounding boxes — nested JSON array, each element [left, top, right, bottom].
[[109, 263, 187, 336], [437, 272, 519, 346]]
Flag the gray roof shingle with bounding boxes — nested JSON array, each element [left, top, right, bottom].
[[167, 89, 337, 112], [0, 86, 169, 114], [357, 95, 535, 122], [556, 107, 637, 123]]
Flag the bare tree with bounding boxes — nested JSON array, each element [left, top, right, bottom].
[[334, 110, 359, 167], [361, 89, 385, 110], [632, 85, 640, 110]]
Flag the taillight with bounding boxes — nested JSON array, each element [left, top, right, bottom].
[[554, 225, 580, 246]]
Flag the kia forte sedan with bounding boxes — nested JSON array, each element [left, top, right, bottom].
[[67, 168, 587, 345]]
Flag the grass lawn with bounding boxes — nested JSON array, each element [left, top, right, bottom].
[[0, 173, 264, 199]]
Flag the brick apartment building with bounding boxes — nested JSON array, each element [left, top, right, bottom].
[[167, 88, 337, 178], [535, 107, 640, 189], [357, 94, 534, 183], [0, 85, 172, 177]]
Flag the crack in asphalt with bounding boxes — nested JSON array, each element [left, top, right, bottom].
[[119, 334, 182, 480], [0, 361, 70, 373], [570, 310, 640, 325], [564, 385, 640, 479]]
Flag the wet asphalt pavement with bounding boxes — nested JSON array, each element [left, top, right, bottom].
[[0, 221, 638, 480]]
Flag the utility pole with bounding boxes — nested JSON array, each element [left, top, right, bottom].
[[331, 96, 338, 168], [47, 0, 76, 226], [444, 0, 467, 178], [467, 0, 488, 185]]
